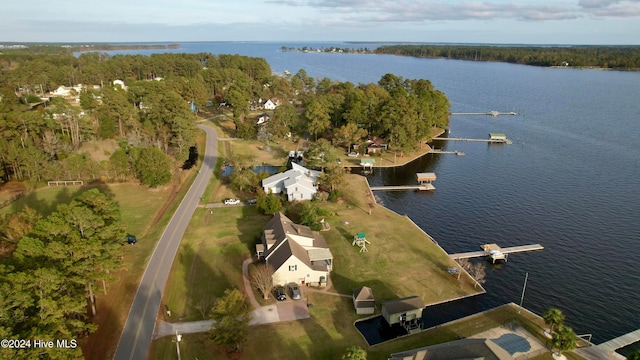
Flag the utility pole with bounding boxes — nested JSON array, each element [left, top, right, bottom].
[[519, 272, 529, 308], [175, 331, 182, 360]]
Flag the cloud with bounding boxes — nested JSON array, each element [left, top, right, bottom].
[[269, 0, 580, 21], [269, 0, 640, 21], [578, 0, 640, 17]]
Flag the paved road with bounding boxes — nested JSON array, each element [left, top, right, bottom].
[[113, 125, 218, 360]]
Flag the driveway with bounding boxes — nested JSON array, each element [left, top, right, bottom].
[[276, 300, 310, 322]]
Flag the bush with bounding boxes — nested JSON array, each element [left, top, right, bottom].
[[328, 189, 342, 202]]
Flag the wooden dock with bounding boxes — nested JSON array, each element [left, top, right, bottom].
[[451, 111, 518, 117], [433, 137, 513, 145], [370, 184, 435, 191], [449, 243, 544, 261], [598, 329, 640, 353], [428, 149, 465, 156]]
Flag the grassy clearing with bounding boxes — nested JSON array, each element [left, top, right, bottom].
[[162, 205, 271, 321], [320, 174, 480, 303]]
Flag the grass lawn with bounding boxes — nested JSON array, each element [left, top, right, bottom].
[[150, 300, 581, 360], [319, 174, 481, 303], [162, 205, 271, 321]]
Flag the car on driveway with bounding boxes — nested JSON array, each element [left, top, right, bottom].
[[347, 152, 359, 157], [288, 283, 301, 300], [274, 286, 287, 301], [224, 198, 241, 205], [246, 199, 257, 205]]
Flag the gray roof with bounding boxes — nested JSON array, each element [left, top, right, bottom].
[[266, 238, 311, 271], [353, 286, 375, 302], [262, 212, 332, 271], [381, 296, 425, 314], [388, 338, 514, 360]]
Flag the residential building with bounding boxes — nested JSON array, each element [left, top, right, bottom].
[[261, 163, 320, 201], [257, 212, 333, 287]]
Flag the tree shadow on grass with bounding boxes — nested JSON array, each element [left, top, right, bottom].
[[8, 181, 117, 216], [173, 243, 231, 321]]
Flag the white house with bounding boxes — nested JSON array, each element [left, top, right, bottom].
[[261, 163, 320, 201], [51, 85, 83, 97], [263, 99, 278, 110], [112, 80, 127, 90], [257, 212, 333, 286]]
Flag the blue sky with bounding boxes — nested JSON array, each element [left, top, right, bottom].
[[2, 0, 639, 44]]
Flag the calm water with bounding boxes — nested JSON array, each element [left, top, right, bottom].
[[105, 42, 640, 344]]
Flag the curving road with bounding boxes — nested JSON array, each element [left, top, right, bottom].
[[113, 125, 217, 360]]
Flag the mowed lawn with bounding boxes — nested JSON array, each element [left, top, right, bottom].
[[151, 173, 486, 359], [162, 205, 271, 321]]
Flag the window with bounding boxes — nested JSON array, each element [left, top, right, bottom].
[[289, 265, 297, 271]]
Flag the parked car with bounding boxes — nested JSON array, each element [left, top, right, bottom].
[[126, 235, 137, 245], [224, 198, 241, 205], [347, 152, 359, 157], [288, 283, 301, 300], [336, 158, 342, 165], [246, 199, 257, 205], [274, 286, 287, 301]]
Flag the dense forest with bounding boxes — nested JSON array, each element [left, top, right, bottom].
[[375, 45, 640, 69], [0, 50, 449, 188]]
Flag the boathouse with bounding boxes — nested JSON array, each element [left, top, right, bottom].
[[360, 158, 375, 169], [416, 172, 436, 185], [489, 133, 507, 142], [381, 296, 424, 334], [353, 286, 376, 314]]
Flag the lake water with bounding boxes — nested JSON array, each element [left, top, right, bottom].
[[104, 42, 640, 344]]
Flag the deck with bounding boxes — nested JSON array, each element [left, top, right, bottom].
[[598, 329, 640, 353], [370, 184, 435, 191], [449, 244, 544, 260], [433, 137, 513, 144]]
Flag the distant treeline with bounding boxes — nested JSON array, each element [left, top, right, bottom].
[[375, 45, 640, 70]]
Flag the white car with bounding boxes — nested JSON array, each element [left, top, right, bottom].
[[224, 198, 241, 205]]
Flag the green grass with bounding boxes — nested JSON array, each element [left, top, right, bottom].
[[162, 205, 271, 321], [150, 301, 584, 360]]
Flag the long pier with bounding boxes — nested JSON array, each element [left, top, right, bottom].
[[449, 244, 544, 261], [433, 137, 513, 145], [370, 184, 435, 191], [451, 111, 518, 117], [428, 149, 465, 156]]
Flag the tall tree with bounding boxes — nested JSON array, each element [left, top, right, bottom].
[[304, 100, 331, 140], [209, 289, 252, 355], [342, 346, 367, 360], [250, 264, 276, 300], [133, 147, 172, 187], [543, 308, 565, 334], [552, 325, 577, 354]]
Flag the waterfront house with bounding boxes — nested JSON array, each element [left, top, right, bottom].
[[261, 162, 320, 201], [258, 212, 333, 287]]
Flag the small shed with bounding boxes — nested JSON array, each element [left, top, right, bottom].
[[489, 133, 507, 142], [353, 286, 375, 314], [381, 296, 425, 333]]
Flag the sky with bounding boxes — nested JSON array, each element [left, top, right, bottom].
[[1, 0, 639, 45]]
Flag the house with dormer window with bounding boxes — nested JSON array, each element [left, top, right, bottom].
[[256, 212, 333, 287]]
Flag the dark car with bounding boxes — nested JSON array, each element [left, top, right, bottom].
[[126, 235, 137, 244], [246, 199, 257, 205], [288, 283, 301, 300], [274, 286, 287, 301]]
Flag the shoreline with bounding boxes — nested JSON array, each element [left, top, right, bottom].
[[342, 127, 446, 169]]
